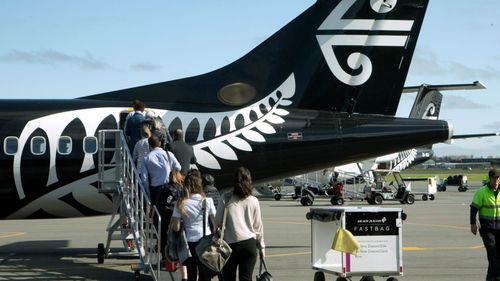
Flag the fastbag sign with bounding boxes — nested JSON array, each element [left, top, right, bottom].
[[345, 211, 399, 236]]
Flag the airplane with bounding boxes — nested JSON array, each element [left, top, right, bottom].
[[0, 0, 454, 219], [333, 81, 497, 179]]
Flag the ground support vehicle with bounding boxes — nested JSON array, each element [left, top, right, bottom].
[[364, 171, 415, 205], [436, 174, 468, 192], [402, 176, 437, 201]]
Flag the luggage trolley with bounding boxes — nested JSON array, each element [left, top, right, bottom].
[[307, 207, 404, 281]]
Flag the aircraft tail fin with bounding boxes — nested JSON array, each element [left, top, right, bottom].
[[82, 0, 429, 116], [408, 85, 443, 120]]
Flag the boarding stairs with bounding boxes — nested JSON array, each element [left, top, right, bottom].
[[96, 129, 162, 281]]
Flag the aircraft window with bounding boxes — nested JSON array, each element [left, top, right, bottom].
[[31, 136, 46, 155], [4, 137, 19, 155], [84, 136, 98, 154], [57, 136, 72, 155], [217, 82, 256, 106]]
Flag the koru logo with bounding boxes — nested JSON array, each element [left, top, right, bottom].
[[316, 0, 415, 86]]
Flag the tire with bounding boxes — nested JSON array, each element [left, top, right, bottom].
[[387, 278, 398, 281], [336, 197, 344, 206], [442, 186, 447, 192], [300, 196, 313, 206], [405, 194, 415, 205], [274, 193, 282, 201], [97, 243, 105, 264], [330, 196, 338, 205], [374, 194, 383, 205], [314, 271, 325, 281], [429, 194, 435, 200], [421, 194, 428, 201]]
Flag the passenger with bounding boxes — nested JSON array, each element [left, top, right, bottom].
[[171, 169, 216, 281], [143, 110, 171, 150], [125, 100, 146, 151], [132, 124, 151, 172], [156, 169, 184, 265], [215, 167, 265, 281], [470, 168, 500, 281], [168, 129, 197, 176], [202, 173, 221, 209], [201, 173, 223, 281], [140, 134, 181, 200], [123, 99, 146, 129]]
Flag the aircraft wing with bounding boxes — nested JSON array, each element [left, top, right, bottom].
[[452, 132, 500, 139]]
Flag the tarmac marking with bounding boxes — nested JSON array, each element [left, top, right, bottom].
[[267, 251, 311, 258], [0, 232, 25, 239], [405, 222, 468, 230], [403, 245, 483, 251], [266, 245, 484, 258], [266, 220, 308, 225]]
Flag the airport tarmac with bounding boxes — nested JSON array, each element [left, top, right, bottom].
[[0, 182, 487, 281]]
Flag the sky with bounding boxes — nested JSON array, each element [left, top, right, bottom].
[[0, 1, 499, 158]]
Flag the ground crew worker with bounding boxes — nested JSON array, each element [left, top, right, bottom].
[[470, 168, 500, 281]]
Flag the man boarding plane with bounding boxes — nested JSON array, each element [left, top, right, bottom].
[[0, 0, 452, 219]]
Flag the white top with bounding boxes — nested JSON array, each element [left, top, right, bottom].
[[173, 194, 216, 242], [132, 137, 150, 171], [215, 194, 265, 250]]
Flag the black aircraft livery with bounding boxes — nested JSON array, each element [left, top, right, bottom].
[[0, 0, 453, 219]]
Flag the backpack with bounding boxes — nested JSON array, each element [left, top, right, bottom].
[[155, 184, 179, 210]]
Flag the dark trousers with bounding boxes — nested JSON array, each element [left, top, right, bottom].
[[481, 228, 500, 281], [184, 241, 215, 281], [223, 238, 257, 281]]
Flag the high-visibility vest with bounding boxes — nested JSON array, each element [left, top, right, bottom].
[[471, 185, 500, 221]]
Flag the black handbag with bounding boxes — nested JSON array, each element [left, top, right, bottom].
[[256, 259, 273, 281]]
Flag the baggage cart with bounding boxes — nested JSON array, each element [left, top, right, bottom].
[[307, 207, 404, 281]]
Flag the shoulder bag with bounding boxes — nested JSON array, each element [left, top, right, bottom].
[[165, 222, 191, 263], [195, 198, 232, 272]]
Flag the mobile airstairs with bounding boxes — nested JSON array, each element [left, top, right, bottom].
[[96, 129, 164, 281]]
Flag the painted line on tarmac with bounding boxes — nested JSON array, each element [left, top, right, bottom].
[[0, 232, 26, 239], [404, 245, 483, 251], [266, 220, 308, 225], [267, 245, 483, 258], [405, 222, 468, 230], [268, 251, 311, 258]]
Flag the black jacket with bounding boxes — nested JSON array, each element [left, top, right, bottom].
[[167, 140, 197, 176]]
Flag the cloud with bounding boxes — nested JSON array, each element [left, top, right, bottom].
[[0, 49, 110, 70], [130, 62, 161, 71], [484, 121, 500, 130], [442, 95, 488, 109], [410, 48, 500, 80]]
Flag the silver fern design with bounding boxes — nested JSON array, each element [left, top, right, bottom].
[[390, 149, 417, 172], [190, 74, 295, 170]]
